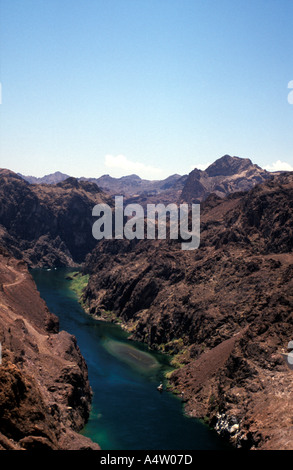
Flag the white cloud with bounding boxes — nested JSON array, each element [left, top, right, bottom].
[[104, 154, 164, 179], [264, 160, 293, 172], [196, 162, 211, 171]]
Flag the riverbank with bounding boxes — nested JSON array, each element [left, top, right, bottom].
[[36, 268, 229, 450], [66, 272, 181, 377], [65, 270, 235, 448]]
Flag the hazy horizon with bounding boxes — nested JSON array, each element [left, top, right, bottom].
[[10, 154, 292, 182]]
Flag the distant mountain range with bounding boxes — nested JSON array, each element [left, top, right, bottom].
[[19, 154, 282, 205], [19, 171, 71, 185], [19, 171, 186, 195], [2, 154, 278, 267]]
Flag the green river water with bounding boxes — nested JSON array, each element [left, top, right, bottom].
[[32, 268, 230, 450]]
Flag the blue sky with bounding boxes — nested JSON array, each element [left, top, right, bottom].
[[0, 0, 293, 179]]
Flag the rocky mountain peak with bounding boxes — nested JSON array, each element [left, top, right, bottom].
[[205, 155, 257, 177], [181, 155, 270, 203]]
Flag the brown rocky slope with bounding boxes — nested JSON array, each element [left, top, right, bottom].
[[82, 172, 293, 449], [0, 246, 99, 450]]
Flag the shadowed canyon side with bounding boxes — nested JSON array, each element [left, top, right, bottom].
[[0, 247, 100, 450], [0, 169, 113, 268], [82, 172, 293, 449]]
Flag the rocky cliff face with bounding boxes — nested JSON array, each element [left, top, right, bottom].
[[82, 172, 293, 449], [181, 155, 271, 203], [0, 247, 99, 450], [0, 169, 113, 268]]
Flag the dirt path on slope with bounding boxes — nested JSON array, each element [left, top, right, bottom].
[[2, 265, 26, 289]]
